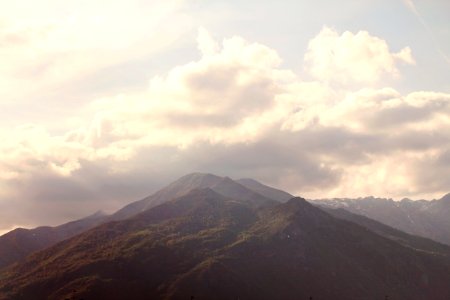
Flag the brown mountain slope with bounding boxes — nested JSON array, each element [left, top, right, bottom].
[[174, 198, 450, 300], [0, 188, 259, 300], [0, 211, 106, 270], [1, 190, 450, 300]]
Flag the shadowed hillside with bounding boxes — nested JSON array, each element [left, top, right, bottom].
[[1, 184, 450, 299], [0, 211, 106, 270]]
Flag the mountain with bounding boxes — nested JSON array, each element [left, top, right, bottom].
[[312, 195, 450, 245], [0, 188, 260, 300], [111, 173, 278, 220], [321, 207, 450, 256], [0, 173, 280, 270], [0, 211, 106, 270], [1, 188, 450, 300], [236, 178, 293, 202]]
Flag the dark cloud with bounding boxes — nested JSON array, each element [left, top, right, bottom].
[[390, 129, 450, 151], [366, 101, 449, 129]]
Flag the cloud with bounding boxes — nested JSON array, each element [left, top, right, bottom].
[[304, 27, 415, 85], [197, 27, 220, 56], [1, 27, 450, 231], [0, 0, 191, 110], [81, 30, 286, 149]]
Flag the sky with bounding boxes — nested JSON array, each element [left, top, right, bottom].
[[0, 0, 450, 233]]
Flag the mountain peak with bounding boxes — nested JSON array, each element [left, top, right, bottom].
[[286, 196, 308, 205], [164, 172, 225, 194], [176, 172, 223, 183], [111, 172, 279, 220], [272, 197, 330, 223], [282, 197, 326, 217]]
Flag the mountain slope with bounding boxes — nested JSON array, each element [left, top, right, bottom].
[[0, 173, 279, 271], [236, 178, 293, 202], [312, 195, 450, 245], [110, 173, 224, 220], [0, 188, 259, 300], [320, 207, 450, 256], [111, 173, 277, 220], [171, 198, 450, 300], [0, 211, 106, 270], [2, 191, 450, 300]]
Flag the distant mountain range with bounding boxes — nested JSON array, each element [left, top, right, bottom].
[[312, 195, 450, 246], [1, 173, 450, 299]]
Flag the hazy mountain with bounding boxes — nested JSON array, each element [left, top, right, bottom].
[[312, 194, 450, 245], [236, 177, 293, 202], [111, 173, 277, 220], [1, 188, 450, 299], [0, 173, 280, 271], [0, 211, 106, 270]]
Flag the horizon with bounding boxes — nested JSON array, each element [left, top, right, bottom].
[[1, 0, 450, 232]]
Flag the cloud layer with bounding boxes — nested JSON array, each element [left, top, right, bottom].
[[1, 26, 450, 232], [304, 27, 415, 85]]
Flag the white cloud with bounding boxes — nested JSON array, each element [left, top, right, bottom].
[[82, 30, 286, 148], [304, 27, 415, 85], [1, 27, 450, 231], [197, 27, 220, 56], [0, 0, 191, 108]]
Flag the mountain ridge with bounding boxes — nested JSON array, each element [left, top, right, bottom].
[[2, 173, 450, 299], [0, 210, 106, 270], [312, 194, 450, 245], [110, 173, 280, 220], [0, 173, 284, 270], [2, 184, 450, 299]]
